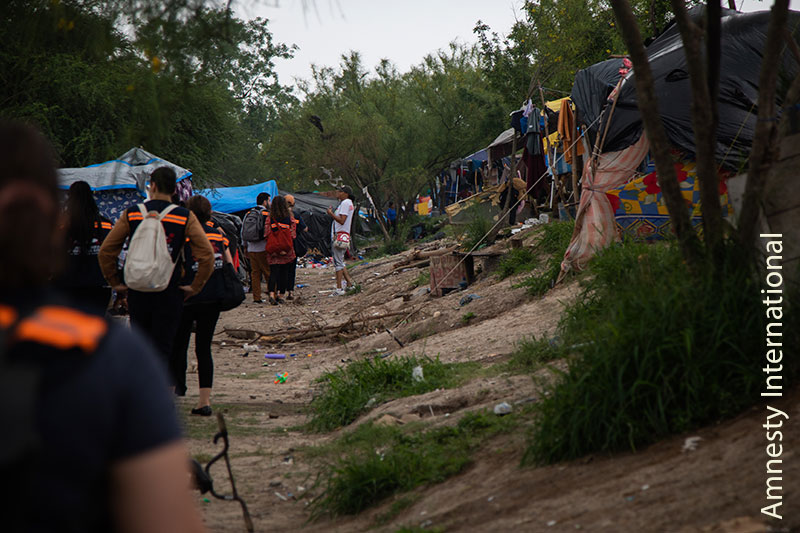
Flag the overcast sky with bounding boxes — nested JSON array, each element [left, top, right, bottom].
[[233, 0, 525, 88]]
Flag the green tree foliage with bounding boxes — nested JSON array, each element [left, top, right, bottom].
[[265, 45, 504, 220], [475, 0, 677, 108], [0, 0, 294, 185]]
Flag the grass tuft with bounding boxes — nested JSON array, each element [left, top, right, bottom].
[[514, 221, 574, 296], [524, 239, 795, 465], [461, 311, 475, 324], [497, 247, 539, 279], [310, 411, 516, 518], [462, 210, 493, 251], [309, 356, 456, 431], [506, 336, 562, 373]]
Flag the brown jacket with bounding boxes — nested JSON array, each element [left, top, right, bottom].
[[98, 207, 214, 294]]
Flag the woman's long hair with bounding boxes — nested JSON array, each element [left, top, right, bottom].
[[66, 180, 100, 251], [270, 195, 290, 221]]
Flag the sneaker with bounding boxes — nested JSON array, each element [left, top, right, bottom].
[[269, 296, 278, 305], [253, 299, 263, 304], [191, 406, 213, 416], [333, 288, 346, 296]]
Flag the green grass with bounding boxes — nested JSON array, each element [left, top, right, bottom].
[[505, 336, 562, 373], [310, 410, 517, 518], [374, 494, 421, 526], [309, 356, 466, 431], [497, 247, 539, 279], [524, 239, 795, 465], [346, 282, 362, 295], [514, 221, 574, 296], [412, 270, 430, 288], [462, 209, 493, 251], [460, 311, 475, 324]]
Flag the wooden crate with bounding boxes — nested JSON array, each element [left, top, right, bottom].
[[429, 253, 472, 297]]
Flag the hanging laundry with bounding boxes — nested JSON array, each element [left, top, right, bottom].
[[558, 98, 584, 164]]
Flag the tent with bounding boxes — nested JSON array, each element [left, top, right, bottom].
[[281, 190, 339, 257], [562, 7, 800, 272], [198, 181, 279, 214], [571, 7, 800, 164], [58, 148, 192, 221]]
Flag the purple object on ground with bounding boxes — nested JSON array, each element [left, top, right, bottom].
[[264, 353, 286, 359]]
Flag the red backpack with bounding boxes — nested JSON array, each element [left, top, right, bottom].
[[265, 218, 294, 255]]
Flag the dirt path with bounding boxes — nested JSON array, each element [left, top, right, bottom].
[[178, 244, 797, 533]]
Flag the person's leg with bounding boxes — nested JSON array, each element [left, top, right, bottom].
[[147, 286, 185, 369], [268, 263, 279, 303], [332, 247, 345, 289], [193, 304, 219, 409], [280, 263, 292, 298], [127, 289, 154, 341], [342, 265, 354, 288], [287, 258, 297, 299], [249, 251, 265, 302], [170, 306, 194, 397]]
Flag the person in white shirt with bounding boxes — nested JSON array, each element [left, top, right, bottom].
[[326, 185, 355, 295]]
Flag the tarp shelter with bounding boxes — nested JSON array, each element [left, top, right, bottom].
[[280, 190, 339, 257], [571, 7, 800, 165], [198, 181, 279, 214], [487, 128, 519, 164], [58, 148, 192, 221], [562, 7, 800, 272]]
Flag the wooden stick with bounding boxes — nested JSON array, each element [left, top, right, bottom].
[[222, 310, 410, 339]]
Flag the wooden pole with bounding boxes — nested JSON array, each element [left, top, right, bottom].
[[539, 85, 567, 218]]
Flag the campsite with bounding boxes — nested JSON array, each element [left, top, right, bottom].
[[3, 1, 799, 532]]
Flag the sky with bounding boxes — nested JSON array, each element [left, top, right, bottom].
[[233, 0, 525, 88]]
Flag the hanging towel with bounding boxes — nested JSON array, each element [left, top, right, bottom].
[[558, 99, 584, 164]]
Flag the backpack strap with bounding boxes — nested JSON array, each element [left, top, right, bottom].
[[137, 203, 148, 219], [156, 204, 179, 220]]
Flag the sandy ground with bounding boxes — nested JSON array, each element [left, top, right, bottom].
[[177, 235, 799, 533]]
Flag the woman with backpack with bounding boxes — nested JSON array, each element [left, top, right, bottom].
[[264, 195, 296, 305], [55, 180, 113, 312], [171, 195, 233, 416], [284, 194, 309, 301]]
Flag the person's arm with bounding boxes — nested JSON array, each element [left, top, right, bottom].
[[111, 441, 205, 533], [98, 215, 131, 290], [326, 207, 347, 225], [182, 212, 214, 296], [223, 247, 233, 264]]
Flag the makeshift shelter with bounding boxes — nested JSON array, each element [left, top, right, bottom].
[[58, 148, 192, 221], [561, 7, 800, 272], [198, 181, 279, 215], [280, 191, 340, 257]]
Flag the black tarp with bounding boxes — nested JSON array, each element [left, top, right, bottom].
[[571, 7, 800, 166], [281, 191, 339, 257]]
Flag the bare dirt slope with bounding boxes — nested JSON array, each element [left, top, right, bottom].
[[179, 241, 797, 533]]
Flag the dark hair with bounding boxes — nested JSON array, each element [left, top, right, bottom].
[[270, 195, 290, 221], [388, 201, 394, 207], [256, 192, 270, 206], [187, 195, 212, 224], [150, 166, 176, 195], [66, 180, 101, 252], [0, 121, 61, 288]]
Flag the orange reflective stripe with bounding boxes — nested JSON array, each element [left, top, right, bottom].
[[223, 236, 229, 247], [206, 221, 214, 227], [15, 306, 106, 353], [128, 212, 144, 221], [94, 221, 112, 230], [162, 214, 187, 225], [206, 234, 225, 242], [0, 304, 17, 328]]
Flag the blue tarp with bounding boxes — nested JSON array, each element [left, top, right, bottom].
[[462, 148, 488, 162], [198, 181, 280, 214]]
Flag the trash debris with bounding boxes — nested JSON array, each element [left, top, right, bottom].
[[433, 311, 441, 318], [296, 284, 308, 288], [487, 496, 494, 502], [265, 353, 286, 359], [269, 481, 282, 487], [412, 365, 424, 382], [274, 372, 288, 384], [641, 484, 649, 491], [493, 402, 512, 415], [420, 520, 433, 528], [274, 492, 288, 501], [459, 293, 481, 306], [682, 436, 702, 452], [547, 520, 557, 526], [365, 397, 377, 408], [242, 343, 260, 352]]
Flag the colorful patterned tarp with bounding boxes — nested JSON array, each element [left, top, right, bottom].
[[605, 161, 734, 241]]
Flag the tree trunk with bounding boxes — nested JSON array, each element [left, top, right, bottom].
[[669, 0, 724, 262], [738, 0, 790, 250], [611, 0, 702, 267], [350, 173, 391, 241]]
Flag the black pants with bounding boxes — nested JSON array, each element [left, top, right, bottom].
[[128, 286, 184, 367], [288, 259, 297, 292], [170, 302, 220, 396], [268, 262, 292, 294]]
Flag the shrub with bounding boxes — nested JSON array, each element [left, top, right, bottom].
[[462, 210, 493, 251], [524, 240, 786, 465], [506, 336, 562, 372], [515, 221, 574, 296], [497, 247, 539, 279]]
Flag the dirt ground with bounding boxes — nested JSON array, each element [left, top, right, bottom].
[[178, 235, 799, 533]]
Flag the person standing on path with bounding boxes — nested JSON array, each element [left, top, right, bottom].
[[171, 195, 232, 416], [0, 121, 205, 533], [265, 196, 296, 305], [55, 180, 113, 313], [241, 192, 270, 303], [284, 194, 308, 301], [326, 185, 355, 296], [98, 167, 214, 367]]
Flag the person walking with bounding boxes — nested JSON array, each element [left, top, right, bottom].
[[264, 196, 296, 305], [55, 180, 113, 312], [98, 167, 214, 367], [241, 192, 270, 303], [326, 185, 355, 296], [0, 121, 205, 533], [171, 195, 232, 416], [284, 194, 308, 301]]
